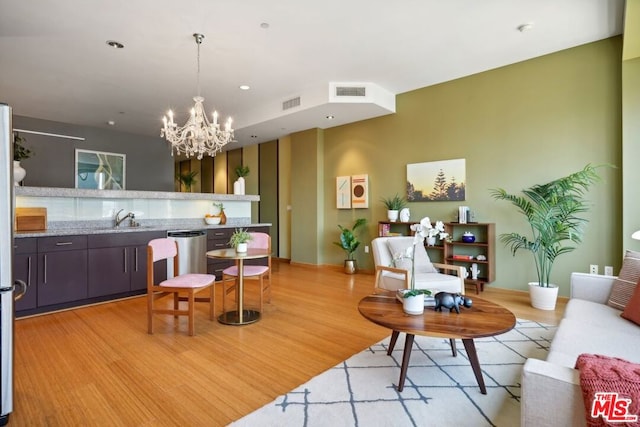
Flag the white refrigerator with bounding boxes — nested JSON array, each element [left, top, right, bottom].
[[0, 102, 27, 425]]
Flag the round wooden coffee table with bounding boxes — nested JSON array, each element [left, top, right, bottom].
[[358, 292, 516, 393]]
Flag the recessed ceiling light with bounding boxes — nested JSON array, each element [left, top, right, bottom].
[[107, 120, 115, 126], [517, 23, 534, 32], [326, 115, 335, 120], [106, 40, 124, 49], [260, 22, 270, 29], [239, 85, 250, 90]]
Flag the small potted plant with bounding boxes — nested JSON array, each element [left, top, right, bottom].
[[229, 228, 252, 253], [333, 218, 367, 274], [13, 132, 33, 185], [381, 194, 406, 222]]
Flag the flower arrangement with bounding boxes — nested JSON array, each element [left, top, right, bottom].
[[415, 217, 449, 239], [391, 216, 446, 298]]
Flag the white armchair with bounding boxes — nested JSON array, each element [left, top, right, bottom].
[[371, 236, 465, 294]]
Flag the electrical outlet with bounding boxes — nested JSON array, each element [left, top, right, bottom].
[[364, 245, 369, 254], [604, 266, 614, 276], [589, 264, 598, 275]]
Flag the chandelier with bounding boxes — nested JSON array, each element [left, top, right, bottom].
[[161, 33, 234, 160]]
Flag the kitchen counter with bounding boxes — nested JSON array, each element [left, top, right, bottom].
[[14, 222, 272, 238]]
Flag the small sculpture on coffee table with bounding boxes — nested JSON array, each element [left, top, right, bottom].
[[434, 292, 473, 314]]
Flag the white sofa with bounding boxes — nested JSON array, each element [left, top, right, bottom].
[[371, 236, 465, 294], [521, 272, 640, 426]]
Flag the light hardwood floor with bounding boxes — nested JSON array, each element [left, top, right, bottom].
[[12, 262, 566, 426]]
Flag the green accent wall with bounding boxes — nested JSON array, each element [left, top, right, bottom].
[[290, 129, 324, 265], [318, 37, 622, 296], [623, 1, 640, 250], [259, 140, 279, 255]]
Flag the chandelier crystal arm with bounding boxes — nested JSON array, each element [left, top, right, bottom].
[[161, 32, 234, 160]]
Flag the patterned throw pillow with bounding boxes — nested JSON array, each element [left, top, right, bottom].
[[621, 278, 640, 326], [386, 238, 437, 274], [575, 354, 640, 427], [607, 250, 640, 311]]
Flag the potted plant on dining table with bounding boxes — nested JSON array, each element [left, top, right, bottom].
[[229, 228, 252, 253]]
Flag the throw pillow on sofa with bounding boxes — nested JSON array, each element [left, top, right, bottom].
[[387, 238, 437, 274], [575, 353, 640, 427], [607, 250, 640, 311], [621, 278, 640, 326]]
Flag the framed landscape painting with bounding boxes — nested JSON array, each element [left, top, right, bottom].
[[75, 149, 126, 190], [406, 158, 465, 201]]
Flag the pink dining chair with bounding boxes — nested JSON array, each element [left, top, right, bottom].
[[147, 238, 216, 336], [222, 232, 272, 312]]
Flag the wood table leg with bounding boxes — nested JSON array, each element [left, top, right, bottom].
[[462, 338, 487, 394], [449, 338, 457, 357], [388, 330, 400, 355], [397, 333, 415, 392]]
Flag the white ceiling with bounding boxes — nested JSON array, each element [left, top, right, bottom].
[[0, 0, 625, 150]]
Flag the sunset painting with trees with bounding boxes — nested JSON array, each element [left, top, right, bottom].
[[406, 159, 466, 201]]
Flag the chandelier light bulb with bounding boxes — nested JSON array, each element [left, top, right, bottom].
[[160, 33, 235, 159]]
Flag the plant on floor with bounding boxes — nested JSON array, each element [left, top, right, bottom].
[[228, 228, 252, 248], [334, 218, 367, 261], [490, 164, 604, 288]]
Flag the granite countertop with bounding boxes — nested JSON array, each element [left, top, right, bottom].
[[14, 222, 272, 238]]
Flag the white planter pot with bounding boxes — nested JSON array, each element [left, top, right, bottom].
[[387, 210, 399, 222], [426, 236, 436, 246], [13, 161, 26, 186], [529, 282, 559, 310], [398, 290, 424, 315], [235, 242, 248, 253]]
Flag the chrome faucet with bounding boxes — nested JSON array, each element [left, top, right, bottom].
[[114, 209, 135, 228]]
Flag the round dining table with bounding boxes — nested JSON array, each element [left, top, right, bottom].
[[206, 248, 270, 326]]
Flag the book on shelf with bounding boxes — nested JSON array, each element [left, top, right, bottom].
[[380, 223, 390, 236], [452, 254, 474, 260]]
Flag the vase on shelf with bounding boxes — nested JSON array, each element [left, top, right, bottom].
[[233, 177, 245, 195], [387, 210, 399, 222], [13, 161, 26, 186], [426, 236, 437, 246]]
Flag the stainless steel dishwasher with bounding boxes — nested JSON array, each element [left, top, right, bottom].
[[167, 230, 207, 277]]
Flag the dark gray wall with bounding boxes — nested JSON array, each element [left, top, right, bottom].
[[13, 115, 174, 191]]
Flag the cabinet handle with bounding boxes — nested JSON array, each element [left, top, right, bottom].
[[55, 242, 73, 246], [123, 248, 128, 273], [43, 254, 47, 284], [134, 248, 139, 272], [27, 256, 32, 287]]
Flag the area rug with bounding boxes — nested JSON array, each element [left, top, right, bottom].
[[230, 319, 556, 427]]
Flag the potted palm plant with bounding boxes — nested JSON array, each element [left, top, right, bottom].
[[490, 164, 603, 310], [381, 194, 406, 222], [333, 218, 367, 274]]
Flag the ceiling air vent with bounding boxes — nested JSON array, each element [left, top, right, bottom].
[[335, 86, 366, 97], [282, 96, 301, 110]]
